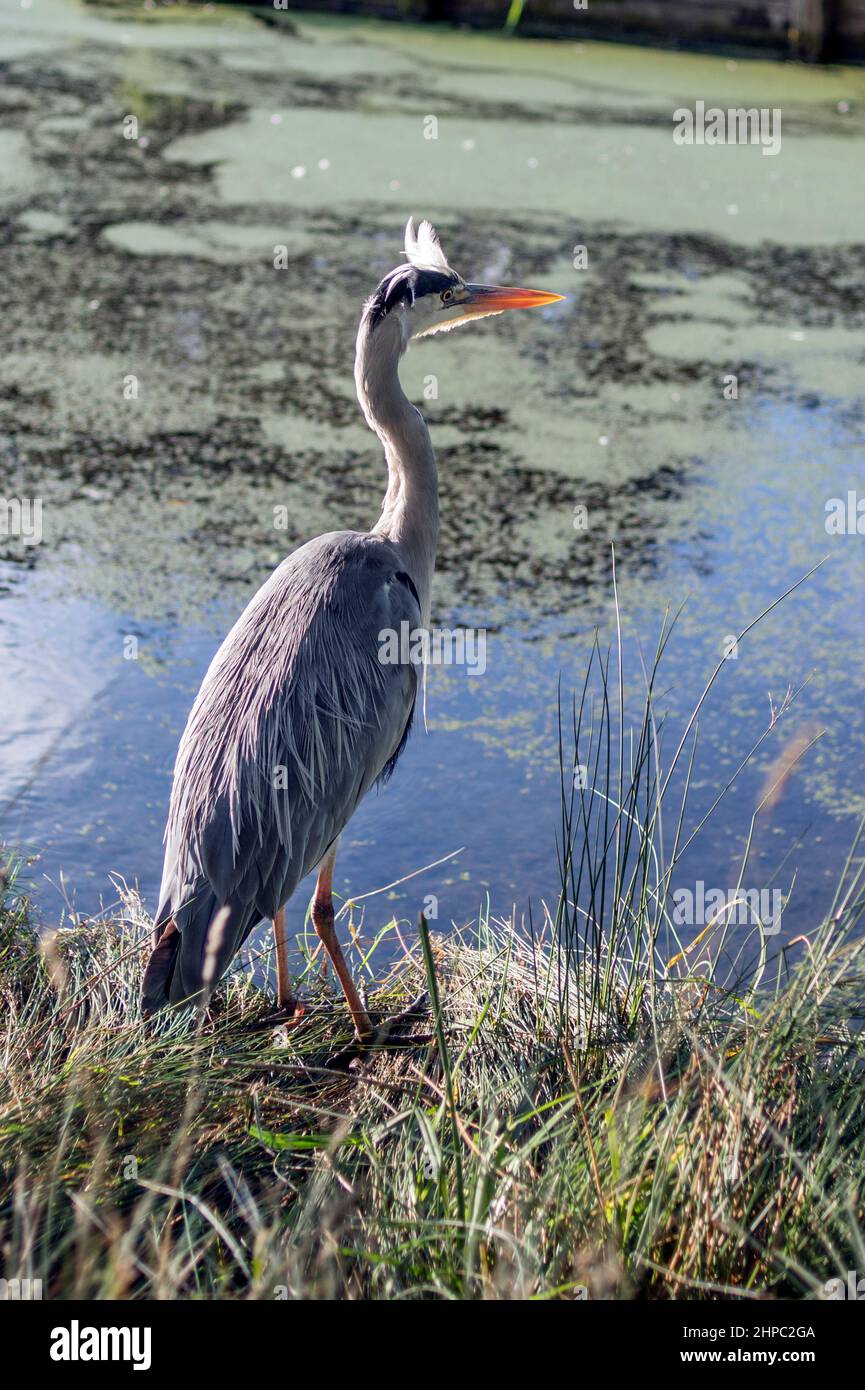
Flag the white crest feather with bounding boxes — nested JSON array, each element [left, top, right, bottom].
[[404, 216, 450, 273]]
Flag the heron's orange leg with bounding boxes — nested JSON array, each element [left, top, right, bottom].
[[312, 856, 373, 1040], [272, 906, 296, 1010]]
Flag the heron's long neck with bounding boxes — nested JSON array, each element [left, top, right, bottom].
[[355, 315, 438, 623]]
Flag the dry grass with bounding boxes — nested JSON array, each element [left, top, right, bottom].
[[1, 858, 864, 1301]]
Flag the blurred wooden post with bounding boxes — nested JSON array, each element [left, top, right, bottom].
[[790, 0, 839, 61]]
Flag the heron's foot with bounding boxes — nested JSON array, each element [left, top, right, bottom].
[[279, 1000, 307, 1025], [354, 1011, 375, 1043], [377, 989, 430, 1035], [271, 1003, 308, 1047], [325, 991, 431, 1070], [246, 1000, 307, 1034]]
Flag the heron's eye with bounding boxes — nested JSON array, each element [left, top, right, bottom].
[[441, 288, 455, 304]]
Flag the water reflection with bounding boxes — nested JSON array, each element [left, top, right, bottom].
[[0, 1, 863, 957]]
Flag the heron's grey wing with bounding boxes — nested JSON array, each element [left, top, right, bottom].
[[143, 531, 421, 1012]]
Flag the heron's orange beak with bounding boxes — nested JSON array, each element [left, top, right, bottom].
[[463, 284, 565, 315], [414, 282, 566, 337]]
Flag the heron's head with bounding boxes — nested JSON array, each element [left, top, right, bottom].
[[362, 217, 564, 347]]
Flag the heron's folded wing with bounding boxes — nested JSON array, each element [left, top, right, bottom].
[[158, 531, 421, 936]]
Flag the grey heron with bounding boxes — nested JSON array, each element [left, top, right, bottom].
[[142, 218, 562, 1038]]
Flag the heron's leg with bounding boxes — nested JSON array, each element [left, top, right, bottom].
[[312, 853, 373, 1040], [273, 906, 295, 1009]]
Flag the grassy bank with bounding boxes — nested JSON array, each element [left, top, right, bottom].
[[2, 597, 865, 1300], [2, 844, 864, 1299]]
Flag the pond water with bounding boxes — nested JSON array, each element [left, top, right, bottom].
[[1, 0, 864, 965]]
